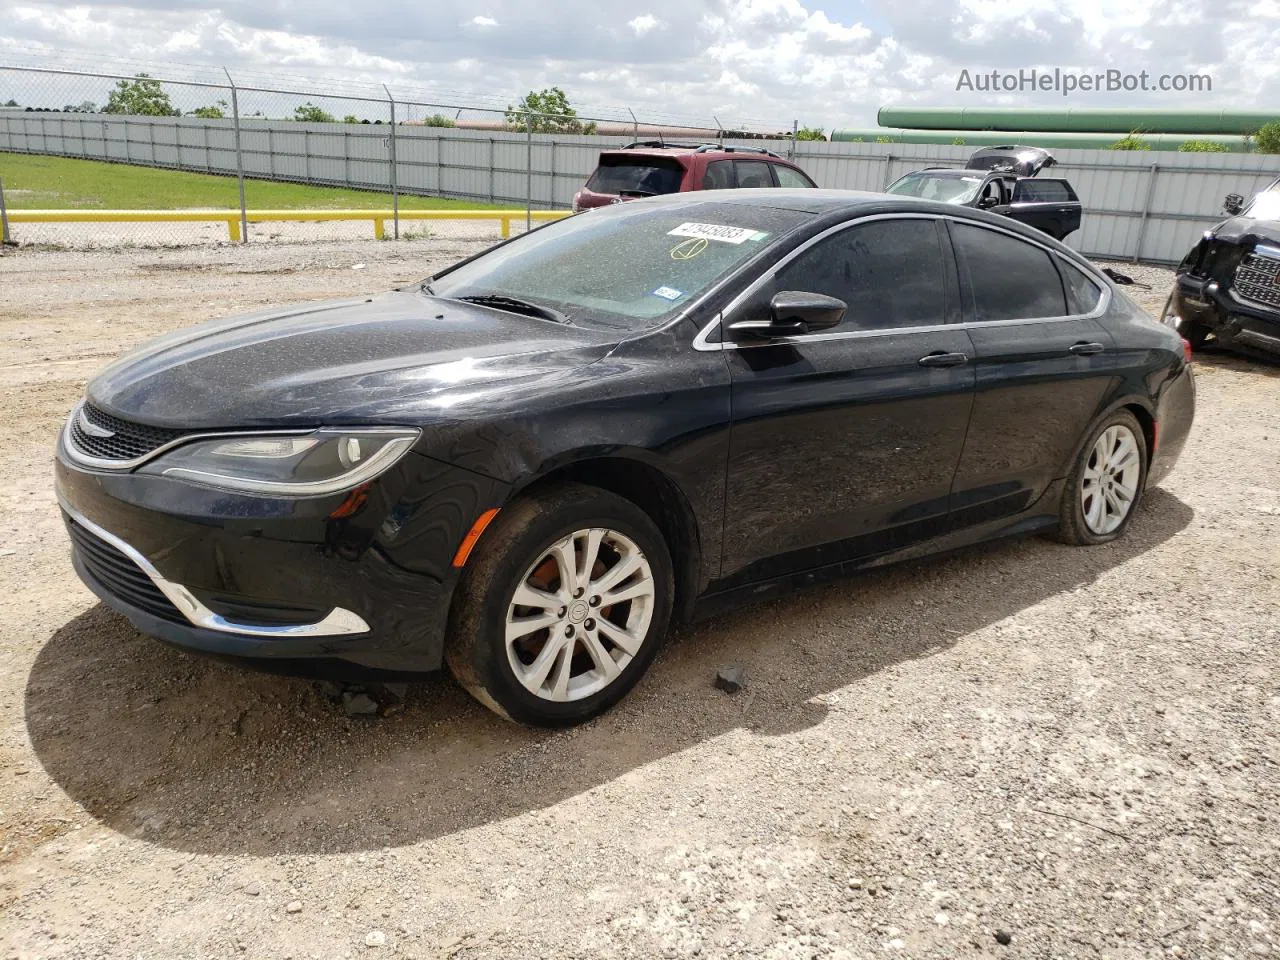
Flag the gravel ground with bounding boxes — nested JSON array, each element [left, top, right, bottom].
[[1, 241, 1278, 960]]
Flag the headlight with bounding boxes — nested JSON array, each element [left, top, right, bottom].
[[139, 427, 420, 496]]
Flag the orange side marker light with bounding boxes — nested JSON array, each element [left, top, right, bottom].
[[452, 508, 500, 568]]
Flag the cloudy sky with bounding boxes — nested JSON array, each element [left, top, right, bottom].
[[2, 0, 1278, 131]]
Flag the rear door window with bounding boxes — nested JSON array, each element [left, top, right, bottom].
[[1013, 179, 1077, 202], [735, 161, 777, 188], [774, 165, 816, 188], [1058, 260, 1104, 314], [950, 222, 1068, 321], [586, 156, 685, 197], [702, 160, 735, 190]]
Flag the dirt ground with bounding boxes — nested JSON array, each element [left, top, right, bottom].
[[1, 240, 1277, 960]]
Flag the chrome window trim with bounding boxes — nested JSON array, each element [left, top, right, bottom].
[[61, 498, 371, 638], [62, 401, 311, 472], [691, 212, 1111, 352]]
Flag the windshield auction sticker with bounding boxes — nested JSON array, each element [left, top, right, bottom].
[[668, 223, 768, 244]]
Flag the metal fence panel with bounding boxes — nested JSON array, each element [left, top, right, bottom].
[[4, 64, 1280, 258]]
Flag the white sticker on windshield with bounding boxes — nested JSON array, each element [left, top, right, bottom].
[[652, 286, 684, 301], [668, 222, 768, 244]]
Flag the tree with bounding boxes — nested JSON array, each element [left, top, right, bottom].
[[293, 102, 335, 123], [1109, 132, 1151, 150], [422, 113, 457, 128], [506, 87, 596, 134], [1178, 139, 1229, 153], [60, 100, 97, 113], [3, 99, 16, 107], [190, 100, 227, 120], [795, 126, 825, 141], [343, 114, 360, 124], [104, 74, 177, 117], [1255, 121, 1280, 154]]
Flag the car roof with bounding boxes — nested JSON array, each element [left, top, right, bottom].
[[607, 187, 947, 215], [598, 144, 790, 162], [910, 168, 999, 179], [597, 188, 1086, 253]]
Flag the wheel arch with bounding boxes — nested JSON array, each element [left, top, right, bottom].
[[1058, 394, 1156, 484], [506, 451, 705, 625], [1123, 401, 1157, 463]]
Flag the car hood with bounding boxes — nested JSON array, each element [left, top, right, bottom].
[[86, 290, 620, 429], [1208, 215, 1280, 247]]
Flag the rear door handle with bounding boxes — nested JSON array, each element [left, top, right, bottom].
[[1069, 341, 1106, 356], [918, 351, 969, 367]]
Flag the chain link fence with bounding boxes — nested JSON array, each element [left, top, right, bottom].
[[0, 64, 798, 249], [5, 64, 1279, 260]]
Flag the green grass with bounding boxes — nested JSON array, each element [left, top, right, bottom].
[[0, 152, 517, 211]]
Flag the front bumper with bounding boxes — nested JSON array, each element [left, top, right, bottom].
[[1175, 274, 1280, 354], [55, 436, 507, 676]]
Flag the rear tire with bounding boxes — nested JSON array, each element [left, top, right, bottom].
[[1053, 410, 1148, 546], [445, 482, 674, 726]]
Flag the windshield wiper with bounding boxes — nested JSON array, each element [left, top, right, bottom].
[[452, 294, 571, 325]]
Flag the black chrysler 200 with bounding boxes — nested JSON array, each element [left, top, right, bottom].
[[56, 190, 1196, 725]]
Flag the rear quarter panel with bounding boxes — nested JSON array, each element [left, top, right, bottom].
[[1093, 287, 1195, 485]]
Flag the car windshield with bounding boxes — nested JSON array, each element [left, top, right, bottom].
[[886, 172, 984, 204], [428, 201, 809, 329], [585, 157, 685, 196], [1246, 183, 1280, 220]]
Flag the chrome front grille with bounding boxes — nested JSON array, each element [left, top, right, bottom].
[[67, 403, 188, 465], [1234, 248, 1280, 310]]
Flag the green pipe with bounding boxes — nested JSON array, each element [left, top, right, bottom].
[[828, 127, 1256, 152], [876, 106, 1278, 136]]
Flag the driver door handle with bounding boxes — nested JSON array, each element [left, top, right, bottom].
[[918, 351, 969, 368], [1069, 341, 1106, 356]]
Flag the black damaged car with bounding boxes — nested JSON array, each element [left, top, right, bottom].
[[57, 189, 1195, 726], [1164, 177, 1280, 355]]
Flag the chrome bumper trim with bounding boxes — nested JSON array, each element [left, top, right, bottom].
[[60, 498, 371, 638]]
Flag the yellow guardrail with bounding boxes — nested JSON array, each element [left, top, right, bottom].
[[6, 208, 573, 241]]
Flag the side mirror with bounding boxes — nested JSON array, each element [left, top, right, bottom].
[[1223, 193, 1244, 216], [728, 291, 846, 339], [977, 195, 1000, 209]]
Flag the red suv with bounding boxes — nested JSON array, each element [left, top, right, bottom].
[[572, 141, 818, 212]]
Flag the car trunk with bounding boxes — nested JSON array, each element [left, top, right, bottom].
[[967, 145, 1056, 178]]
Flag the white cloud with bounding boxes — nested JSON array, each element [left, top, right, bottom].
[[627, 14, 662, 37], [0, 0, 1276, 132]]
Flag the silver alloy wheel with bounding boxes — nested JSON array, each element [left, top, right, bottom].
[[504, 527, 655, 702], [1081, 424, 1141, 535]]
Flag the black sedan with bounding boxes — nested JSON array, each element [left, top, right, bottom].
[[56, 190, 1196, 726]]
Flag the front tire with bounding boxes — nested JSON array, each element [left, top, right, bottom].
[[1053, 410, 1148, 546], [445, 482, 674, 726]]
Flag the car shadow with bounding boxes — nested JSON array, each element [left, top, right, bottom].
[[25, 490, 1193, 856]]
